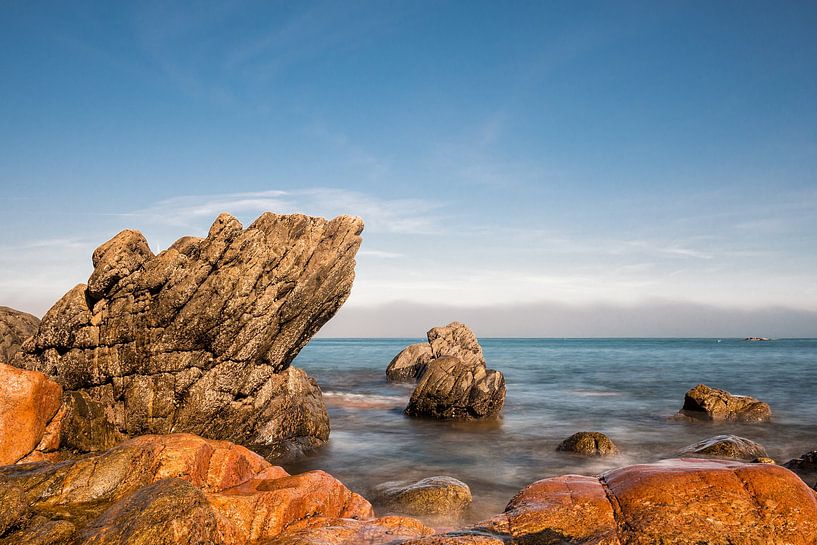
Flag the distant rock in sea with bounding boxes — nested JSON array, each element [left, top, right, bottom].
[[556, 431, 619, 456], [399, 322, 505, 420], [0, 306, 39, 362], [744, 337, 771, 341], [12, 212, 363, 459], [676, 383, 772, 422], [677, 434, 768, 461]]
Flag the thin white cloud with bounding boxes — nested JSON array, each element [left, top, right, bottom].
[[358, 249, 403, 259]]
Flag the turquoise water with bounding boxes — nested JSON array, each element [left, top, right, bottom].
[[287, 338, 817, 522]]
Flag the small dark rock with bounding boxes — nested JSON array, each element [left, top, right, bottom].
[[677, 434, 767, 461], [556, 432, 619, 456], [676, 384, 771, 422]]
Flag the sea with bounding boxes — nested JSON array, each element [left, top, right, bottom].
[[285, 338, 817, 523]]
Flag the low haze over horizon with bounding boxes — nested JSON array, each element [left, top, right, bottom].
[[2, 1, 816, 337]]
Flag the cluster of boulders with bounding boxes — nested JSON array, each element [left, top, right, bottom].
[[9, 212, 363, 460], [387, 322, 506, 420]]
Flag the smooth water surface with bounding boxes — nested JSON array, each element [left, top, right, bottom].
[[286, 338, 817, 522]]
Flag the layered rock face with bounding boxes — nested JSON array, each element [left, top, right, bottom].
[[392, 322, 506, 420], [13, 212, 363, 458], [677, 383, 772, 422], [0, 306, 39, 362], [0, 433, 376, 544]]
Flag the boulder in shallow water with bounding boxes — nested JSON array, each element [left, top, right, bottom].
[[373, 476, 472, 517], [405, 356, 505, 419], [556, 431, 619, 456], [386, 342, 433, 382], [13, 212, 363, 458], [426, 322, 485, 368], [0, 306, 39, 362], [0, 363, 62, 465], [676, 383, 772, 422], [677, 434, 768, 461]]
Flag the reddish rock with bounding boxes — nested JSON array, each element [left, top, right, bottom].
[[0, 433, 373, 545], [267, 515, 434, 545], [0, 363, 63, 465]]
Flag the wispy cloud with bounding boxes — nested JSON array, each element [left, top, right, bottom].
[[122, 188, 444, 235]]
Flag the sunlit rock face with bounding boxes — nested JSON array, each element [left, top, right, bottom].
[[0, 306, 39, 362], [14, 212, 363, 458]]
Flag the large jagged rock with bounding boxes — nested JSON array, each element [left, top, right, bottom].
[[13, 212, 363, 458], [0, 433, 373, 545], [395, 322, 505, 420], [0, 363, 63, 465], [0, 306, 39, 362], [677, 434, 768, 461], [676, 383, 772, 422]]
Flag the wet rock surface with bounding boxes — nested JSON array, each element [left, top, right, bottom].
[[677, 383, 772, 422], [13, 212, 363, 458], [783, 450, 817, 488], [556, 431, 619, 456], [373, 476, 473, 517], [0, 363, 63, 465], [0, 306, 39, 362], [0, 433, 372, 545], [677, 434, 767, 461], [397, 322, 505, 419]]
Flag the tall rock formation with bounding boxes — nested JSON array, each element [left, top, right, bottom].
[[0, 306, 39, 362], [14, 212, 363, 458]]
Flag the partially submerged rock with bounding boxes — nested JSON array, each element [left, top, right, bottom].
[[783, 450, 817, 487], [387, 342, 433, 382], [405, 356, 505, 420], [556, 431, 619, 456], [677, 383, 772, 422], [0, 433, 373, 544], [677, 434, 768, 461], [0, 306, 39, 362], [14, 212, 363, 458], [268, 516, 434, 545], [0, 363, 62, 465], [373, 476, 472, 517], [397, 322, 505, 420]]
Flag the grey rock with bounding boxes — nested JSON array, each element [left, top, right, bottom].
[[386, 342, 433, 382], [677, 434, 767, 461], [0, 306, 39, 362], [405, 355, 505, 420], [783, 450, 817, 487], [556, 432, 619, 456], [373, 476, 472, 517], [677, 384, 772, 422], [14, 212, 363, 458]]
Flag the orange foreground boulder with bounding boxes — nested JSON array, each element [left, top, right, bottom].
[[0, 362, 63, 465], [2, 433, 816, 545]]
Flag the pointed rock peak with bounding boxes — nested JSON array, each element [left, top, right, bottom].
[[331, 214, 365, 235], [87, 230, 154, 299], [207, 212, 243, 239]]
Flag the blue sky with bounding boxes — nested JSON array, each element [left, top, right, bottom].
[[1, 1, 816, 336]]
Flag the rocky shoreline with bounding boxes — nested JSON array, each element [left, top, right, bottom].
[[1, 212, 816, 544]]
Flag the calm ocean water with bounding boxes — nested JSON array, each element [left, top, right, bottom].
[[286, 338, 817, 523]]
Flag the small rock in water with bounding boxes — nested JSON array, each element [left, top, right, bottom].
[[556, 431, 619, 456], [677, 434, 767, 461], [373, 476, 472, 517], [783, 450, 817, 487], [676, 383, 772, 422]]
